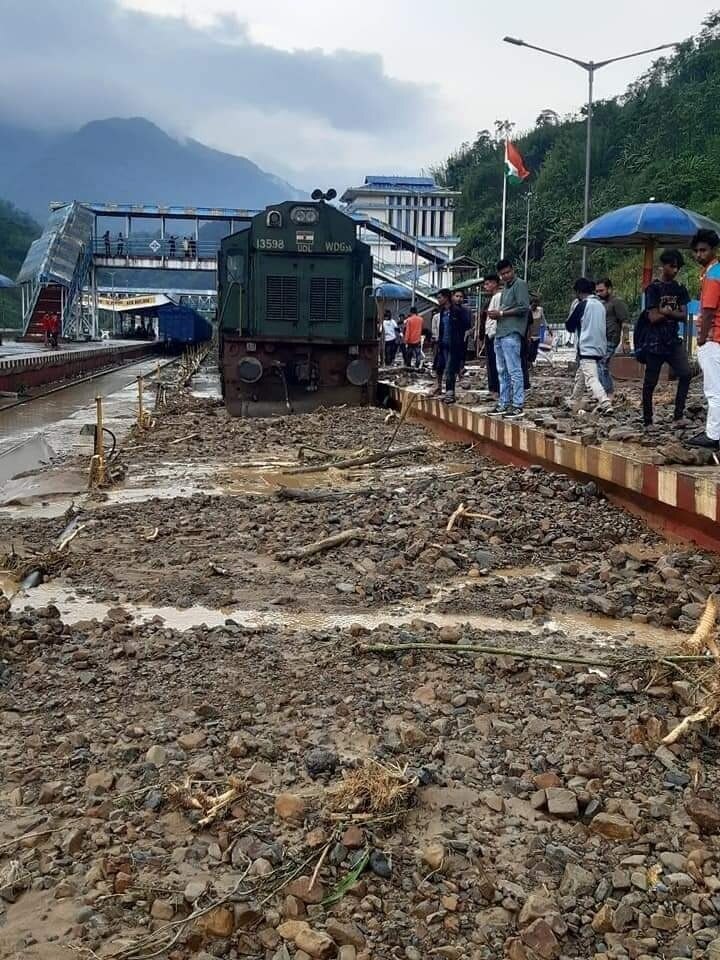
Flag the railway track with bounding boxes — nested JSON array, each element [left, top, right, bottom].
[[0, 355, 185, 483]]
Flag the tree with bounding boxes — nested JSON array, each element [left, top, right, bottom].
[[0, 199, 40, 329], [535, 109, 560, 127], [444, 15, 720, 315]]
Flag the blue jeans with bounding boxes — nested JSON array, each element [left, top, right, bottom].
[[494, 333, 525, 408], [598, 342, 618, 395], [405, 343, 423, 367]]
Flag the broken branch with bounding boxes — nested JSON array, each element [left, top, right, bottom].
[[285, 444, 428, 475], [446, 503, 466, 532], [662, 706, 713, 745], [358, 641, 713, 670], [386, 391, 419, 450], [276, 527, 368, 561], [275, 486, 372, 503]]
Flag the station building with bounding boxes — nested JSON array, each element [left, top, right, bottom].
[[340, 175, 461, 292]]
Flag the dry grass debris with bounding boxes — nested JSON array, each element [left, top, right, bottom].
[[165, 776, 245, 826], [0, 545, 68, 582], [328, 758, 419, 823], [0, 859, 30, 902]]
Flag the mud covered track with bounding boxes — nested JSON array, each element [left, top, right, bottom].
[[1, 385, 719, 960]]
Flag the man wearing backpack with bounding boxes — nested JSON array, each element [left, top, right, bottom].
[[565, 278, 612, 414], [638, 250, 691, 427]]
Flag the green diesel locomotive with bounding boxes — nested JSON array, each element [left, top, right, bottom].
[[218, 198, 377, 417]]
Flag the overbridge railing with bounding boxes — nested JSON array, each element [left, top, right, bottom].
[[94, 238, 218, 260]]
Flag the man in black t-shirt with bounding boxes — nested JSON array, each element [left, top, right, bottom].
[[641, 249, 692, 426]]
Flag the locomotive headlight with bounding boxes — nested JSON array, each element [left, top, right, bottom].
[[290, 206, 319, 224]]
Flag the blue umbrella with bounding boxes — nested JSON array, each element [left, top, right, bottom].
[[569, 202, 720, 248], [374, 282, 412, 299], [569, 202, 720, 286], [0, 274, 16, 288]]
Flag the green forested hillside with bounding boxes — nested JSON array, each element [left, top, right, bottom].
[[0, 199, 40, 328], [438, 12, 720, 315]]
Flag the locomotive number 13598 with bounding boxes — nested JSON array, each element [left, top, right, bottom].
[[256, 237, 285, 250]]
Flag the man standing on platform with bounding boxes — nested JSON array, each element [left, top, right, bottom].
[[639, 250, 691, 428], [488, 258, 530, 418], [482, 274, 501, 398], [595, 278, 629, 395], [432, 289, 470, 404], [403, 305, 424, 368], [566, 278, 611, 414], [382, 310, 398, 366], [689, 229, 720, 450]]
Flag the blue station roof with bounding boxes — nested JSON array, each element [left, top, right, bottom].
[[364, 176, 436, 190]]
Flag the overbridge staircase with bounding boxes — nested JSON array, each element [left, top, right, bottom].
[[22, 284, 63, 342], [17, 202, 95, 341]]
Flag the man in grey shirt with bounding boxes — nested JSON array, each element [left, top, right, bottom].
[[486, 258, 530, 417], [595, 278, 629, 395]]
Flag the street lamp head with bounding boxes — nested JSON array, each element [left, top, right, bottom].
[[503, 36, 524, 46]]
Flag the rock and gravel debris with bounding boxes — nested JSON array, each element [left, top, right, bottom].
[[0, 375, 719, 960]]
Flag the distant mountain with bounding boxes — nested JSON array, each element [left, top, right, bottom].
[[0, 117, 304, 222]]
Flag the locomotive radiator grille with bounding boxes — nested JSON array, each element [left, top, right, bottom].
[[266, 276, 299, 322], [310, 277, 343, 323]]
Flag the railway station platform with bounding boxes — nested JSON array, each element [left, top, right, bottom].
[[383, 383, 720, 553], [0, 339, 157, 394]]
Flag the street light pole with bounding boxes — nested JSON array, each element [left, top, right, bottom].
[[582, 66, 594, 276], [411, 187, 419, 309], [503, 36, 676, 276]]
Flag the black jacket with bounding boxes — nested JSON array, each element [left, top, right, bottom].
[[439, 305, 471, 353]]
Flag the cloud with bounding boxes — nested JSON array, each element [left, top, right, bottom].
[[0, 0, 436, 184]]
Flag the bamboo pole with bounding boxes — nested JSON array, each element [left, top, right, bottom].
[[137, 375, 145, 426], [358, 641, 713, 670], [89, 395, 106, 487]]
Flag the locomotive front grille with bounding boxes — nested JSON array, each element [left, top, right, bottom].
[[310, 277, 343, 323], [266, 276, 298, 323]]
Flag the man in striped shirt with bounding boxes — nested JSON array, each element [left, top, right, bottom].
[[689, 229, 720, 450]]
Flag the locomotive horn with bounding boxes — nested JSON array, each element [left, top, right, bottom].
[[311, 188, 337, 202]]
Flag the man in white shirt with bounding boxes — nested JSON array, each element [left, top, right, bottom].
[[482, 274, 502, 397], [565, 278, 612, 414], [382, 310, 399, 366]]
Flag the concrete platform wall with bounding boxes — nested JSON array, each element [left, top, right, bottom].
[[0, 342, 157, 393]]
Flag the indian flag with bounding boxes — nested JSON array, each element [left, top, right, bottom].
[[505, 140, 530, 183]]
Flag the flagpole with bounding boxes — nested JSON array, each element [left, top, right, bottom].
[[500, 140, 508, 259]]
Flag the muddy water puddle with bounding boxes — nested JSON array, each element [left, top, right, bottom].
[[2, 574, 679, 651], [221, 457, 473, 496], [0, 358, 163, 460], [0, 439, 471, 518], [189, 365, 222, 400]]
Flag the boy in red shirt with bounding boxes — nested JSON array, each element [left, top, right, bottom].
[[403, 306, 424, 368]]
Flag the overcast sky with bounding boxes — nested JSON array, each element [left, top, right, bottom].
[[0, 0, 713, 191]]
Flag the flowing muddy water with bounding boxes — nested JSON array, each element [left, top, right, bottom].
[[0, 357, 166, 456], [1, 571, 680, 652], [0, 453, 473, 517], [189, 363, 223, 400]]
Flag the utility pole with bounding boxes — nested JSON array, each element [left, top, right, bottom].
[[503, 36, 677, 275]]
